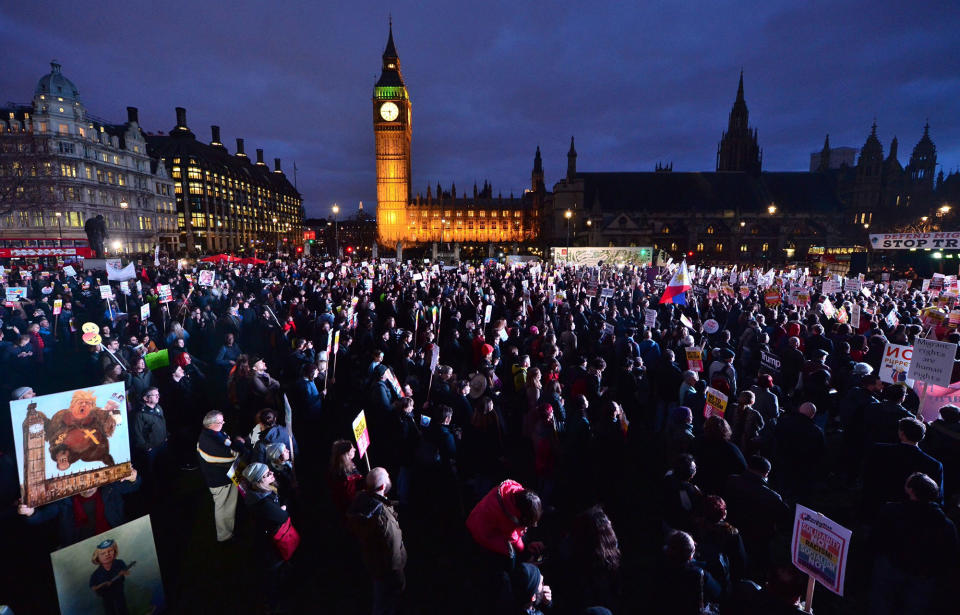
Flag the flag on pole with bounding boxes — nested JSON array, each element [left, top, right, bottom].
[[660, 260, 692, 305]]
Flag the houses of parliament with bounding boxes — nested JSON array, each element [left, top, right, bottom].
[[373, 25, 960, 260]]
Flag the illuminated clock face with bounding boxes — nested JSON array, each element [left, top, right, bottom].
[[380, 101, 399, 122]]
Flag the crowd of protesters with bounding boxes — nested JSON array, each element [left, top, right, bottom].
[[1, 253, 959, 614]]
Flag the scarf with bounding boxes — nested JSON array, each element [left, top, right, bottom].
[[73, 490, 110, 534]]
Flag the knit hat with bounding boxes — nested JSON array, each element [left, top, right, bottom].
[[11, 386, 33, 400], [242, 462, 269, 485], [265, 443, 287, 465], [852, 362, 874, 376], [511, 562, 542, 605]]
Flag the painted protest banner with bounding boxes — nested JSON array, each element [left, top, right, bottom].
[[53, 299, 63, 315], [685, 347, 703, 372], [822, 297, 837, 320], [11, 382, 131, 507], [760, 350, 781, 374], [704, 387, 728, 418], [99, 285, 115, 300], [879, 343, 914, 385], [51, 515, 165, 615], [139, 303, 150, 321], [739, 285, 750, 298], [156, 285, 172, 303], [198, 269, 216, 286], [919, 379, 960, 421], [907, 337, 958, 386], [791, 504, 852, 596], [352, 410, 371, 458]]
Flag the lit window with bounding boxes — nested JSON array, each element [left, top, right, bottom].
[[762, 243, 769, 252], [715, 243, 723, 252], [697, 243, 704, 252], [706, 226, 714, 235], [740, 244, 748, 252], [662, 226, 670, 234]]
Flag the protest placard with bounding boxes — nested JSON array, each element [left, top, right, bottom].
[[879, 343, 914, 385], [10, 382, 131, 507], [764, 288, 782, 307], [907, 337, 958, 386], [484, 304, 493, 324], [685, 347, 703, 372], [704, 387, 728, 418], [5, 286, 27, 301], [62, 265, 77, 277], [51, 514, 165, 615], [679, 313, 694, 330], [851, 304, 861, 329], [144, 350, 169, 371], [791, 504, 852, 597], [644, 309, 657, 329], [198, 270, 216, 286], [99, 285, 114, 300], [760, 350, 781, 374], [157, 285, 172, 303], [703, 319, 719, 334], [53, 299, 63, 315], [140, 303, 150, 321], [352, 410, 371, 460]]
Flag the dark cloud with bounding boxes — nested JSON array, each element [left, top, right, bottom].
[[2, 1, 957, 218]]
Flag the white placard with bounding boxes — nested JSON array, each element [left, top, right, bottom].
[[907, 337, 957, 386]]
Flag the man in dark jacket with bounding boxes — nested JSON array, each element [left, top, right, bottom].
[[838, 374, 882, 481], [724, 455, 792, 570], [869, 472, 959, 615], [862, 417, 944, 517], [773, 402, 825, 501], [347, 467, 407, 615], [197, 410, 248, 542], [129, 387, 167, 495], [921, 404, 960, 500], [865, 384, 911, 444]]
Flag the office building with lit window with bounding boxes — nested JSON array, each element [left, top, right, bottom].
[[146, 109, 303, 255], [0, 61, 177, 259]]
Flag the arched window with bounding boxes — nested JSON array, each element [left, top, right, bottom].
[[706, 226, 715, 235], [696, 242, 704, 252], [662, 225, 670, 234], [740, 244, 748, 253], [715, 243, 723, 252], [762, 242, 769, 252], [670, 242, 678, 252]]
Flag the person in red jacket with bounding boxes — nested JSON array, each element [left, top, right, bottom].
[[466, 479, 543, 566]]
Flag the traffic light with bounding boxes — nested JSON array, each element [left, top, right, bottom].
[[296, 246, 303, 253], [345, 246, 354, 254]]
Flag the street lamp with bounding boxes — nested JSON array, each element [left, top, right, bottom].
[[272, 217, 278, 254], [332, 204, 340, 259], [564, 209, 573, 257], [54, 212, 63, 248], [767, 204, 777, 215]]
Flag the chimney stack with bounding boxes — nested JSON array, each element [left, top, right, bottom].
[[274, 158, 283, 173], [236, 138, 247, 157], [256, 149, 266, 165], [126, 107, 138, 124], [211, 125, 221, 145], [175, 107, 187, 128]]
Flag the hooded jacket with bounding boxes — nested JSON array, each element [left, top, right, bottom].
[[346, 490, 406, 578], [466, 479, 530, 556]]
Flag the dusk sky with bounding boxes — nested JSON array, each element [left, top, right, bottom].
[[2, 1, 958, 218]]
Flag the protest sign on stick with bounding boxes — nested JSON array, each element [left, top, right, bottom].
[[791, 504, 852, 611], [352, 410, 371, 472], [704, 387, 728, 418]]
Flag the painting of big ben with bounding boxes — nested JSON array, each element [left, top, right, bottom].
[[11, 382, 132, 507]]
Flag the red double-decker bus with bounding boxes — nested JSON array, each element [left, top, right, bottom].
[[0, 237, 94, 259]]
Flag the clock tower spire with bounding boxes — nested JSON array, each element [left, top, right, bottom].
[[374, 20, 412, 246]]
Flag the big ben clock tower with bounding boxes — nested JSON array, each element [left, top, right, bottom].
[[374, 22, 412, 246]]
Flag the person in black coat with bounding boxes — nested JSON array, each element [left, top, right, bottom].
[[862, 417, 944, 517], [773, 402, 825, 501], [839, 374, 882, 482], [723, 456, 792, 572], [242, 462, 296, 612], [18, 469, 140, 546], [921, 404, 960, 500], [693, 417, 747, 496], [650, 530, 721, 615], [865, 384, 912, 445], [869, 472, 959, 615], [661, 454, 704, 534]]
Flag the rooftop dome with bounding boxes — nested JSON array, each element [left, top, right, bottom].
[[35, 60, 80, 100]]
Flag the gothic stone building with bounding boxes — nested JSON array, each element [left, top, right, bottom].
[[546, 72, 954, 263], [373, 25, 542, 250]]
